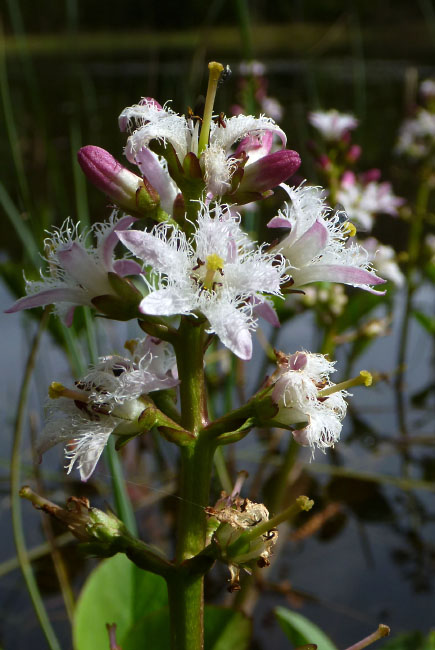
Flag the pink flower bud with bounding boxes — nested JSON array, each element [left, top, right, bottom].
[[341, 170, 356, 186], [78, 146, 159, 215], [361, 168, 382, 184], [346, 144, 362, 163], [238, 149, 301, 193], [317, 154, 331, 170]]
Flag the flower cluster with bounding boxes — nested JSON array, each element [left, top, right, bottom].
[[119, 96, 300, 208], [396, 83, 435, 161], [6, 64, 387, 484]]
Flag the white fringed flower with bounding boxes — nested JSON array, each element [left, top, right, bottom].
[[39, 338, 178, 481], [308, 109, 358, 140], [6, 213, 141, 325], [271, 351, 348, 451], [268, 184, 386, 293], [118, 202, 286, 360], [119, 98, 286, 200]]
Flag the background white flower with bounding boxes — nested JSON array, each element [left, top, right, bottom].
[[308, 109, 358, 140]]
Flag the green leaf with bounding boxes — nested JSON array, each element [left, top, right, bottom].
[[275, 607, 338, 650], [204, 606, 252, 650], [123, 605, 251, 650], [73, 553, 167, 650], [74, 554, 252, 650]]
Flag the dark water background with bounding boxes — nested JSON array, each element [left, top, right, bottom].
[[1, 2, 434, 648]]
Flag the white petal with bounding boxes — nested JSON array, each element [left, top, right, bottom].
[[139, 287, 194, 316], [204, 299, 253, 360], [117, 228, 188, 274], [211, 114, 286, 153]]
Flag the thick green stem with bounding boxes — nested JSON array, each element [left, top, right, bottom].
[[169, 317, 215, 650], [168, 440, 215, 650], [175, 317, 208, 433], [167, 572, 205, 650]]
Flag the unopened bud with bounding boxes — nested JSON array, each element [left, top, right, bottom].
[[78, 145, 160, 216], [238, 149, 301, 194], [20, 486, 128, 550]]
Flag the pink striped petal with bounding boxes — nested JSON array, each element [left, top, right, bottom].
[[112, 259, 143, 276], [292, 264, 386, 293], [6, 288, 87, 313], [101, 215, 137, 268]]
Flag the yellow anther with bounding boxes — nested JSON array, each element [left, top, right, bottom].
[[48, 382, 67, 399], [124, 339, 137, 355], [343, 221, 357, 237], [203, 253, 224, 290], [360, 370, 373, 386]]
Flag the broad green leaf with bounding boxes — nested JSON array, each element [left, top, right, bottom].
[[275, 607, 338, 650], [123, 604, 251, 650], [74, 554, 252, 650], [204, 606, 251, 650], [73, 553, 167, 650]]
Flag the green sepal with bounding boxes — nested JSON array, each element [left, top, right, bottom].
[[115, 431, 146, 451], [183, 152, 203, 179], [107, 272, 142, 301], [215, 416, 256, 446], [150, 140, 185, 187], [253, 396, 279, 423], [91, 294, 140, 321]]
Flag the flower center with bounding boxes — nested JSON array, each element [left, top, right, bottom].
[[192, 253, 225, 292], [203, 253, 225, 290]]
